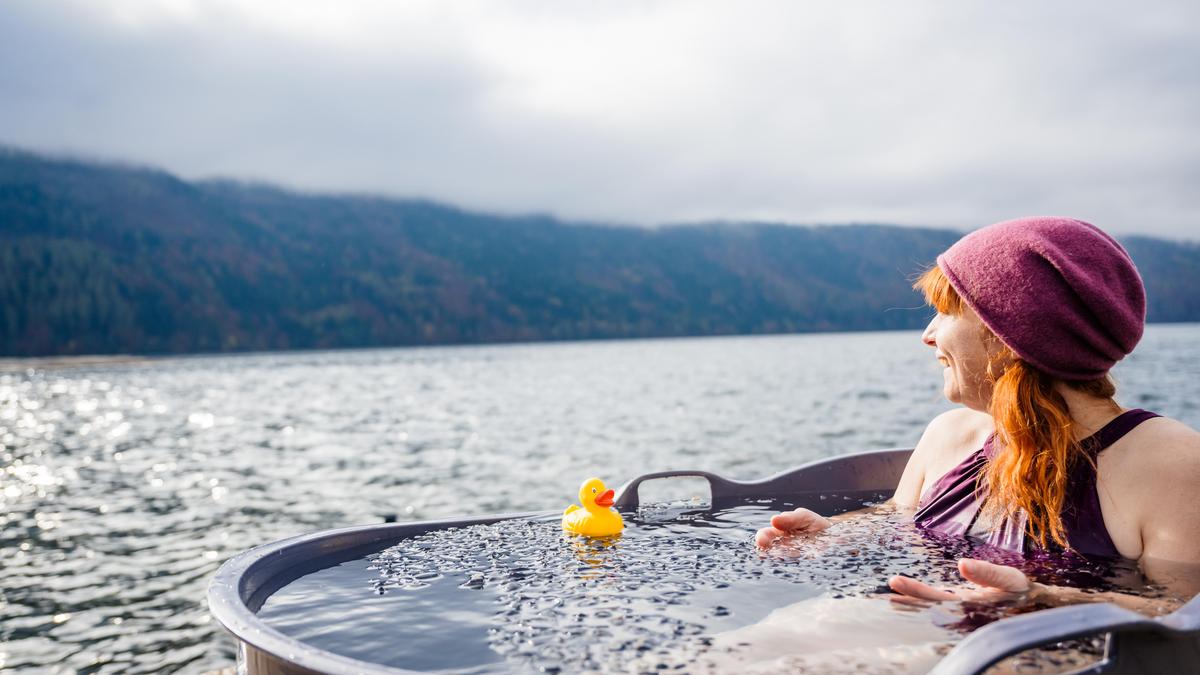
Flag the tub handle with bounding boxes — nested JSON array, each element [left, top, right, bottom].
[[612, 449, 915, 511], [613, 470, 743, 510], [930, 594, 1200, 674]]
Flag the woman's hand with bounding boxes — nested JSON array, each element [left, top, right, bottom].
[[888, 558, 1044, 603], [754, 507, 833, 548]]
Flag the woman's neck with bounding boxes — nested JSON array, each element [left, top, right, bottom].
[[1053, 382, 1125, 440]]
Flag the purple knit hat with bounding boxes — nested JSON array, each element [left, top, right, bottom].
[[936, 216, 1146, 381]]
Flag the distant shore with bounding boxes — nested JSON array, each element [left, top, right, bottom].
[[0, 354, 157, 371], [3, 320, 1199, 369]]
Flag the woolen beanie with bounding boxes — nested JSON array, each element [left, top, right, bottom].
[[936, 216, 1145, 381]]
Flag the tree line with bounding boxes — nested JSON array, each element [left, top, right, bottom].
[[2, 148, 1197, 357]]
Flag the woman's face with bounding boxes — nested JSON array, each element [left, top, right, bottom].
[[921, 306, 1004, 410]]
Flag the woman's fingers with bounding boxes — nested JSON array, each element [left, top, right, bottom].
[[755, 526, 786, 548], [957, 558, 1032, 593], [769, 508, 832, 534], [887, 593, 938, 608], [755, 508, 833, 548], [886, 560, 1034, 606], [888, 575, 959, 601]]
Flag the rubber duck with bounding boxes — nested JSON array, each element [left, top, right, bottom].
[[562, 477, 624, 537]]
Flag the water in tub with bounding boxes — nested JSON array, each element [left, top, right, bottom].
[[257, 500, 1177, 674]]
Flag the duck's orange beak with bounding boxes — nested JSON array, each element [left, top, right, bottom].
[[594, 489, 614, 508]]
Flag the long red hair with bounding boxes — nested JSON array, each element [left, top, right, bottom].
[[914, 266, 1115, 549]]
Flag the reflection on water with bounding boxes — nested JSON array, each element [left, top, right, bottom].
[[1, 325, 1198, 672]]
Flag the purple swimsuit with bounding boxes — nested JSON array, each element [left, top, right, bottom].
[[914, 409, 1161, 558]]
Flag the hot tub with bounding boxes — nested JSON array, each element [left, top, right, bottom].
[[207, 448, 1200, 674]]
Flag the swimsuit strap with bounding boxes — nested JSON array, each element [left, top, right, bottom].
[[1064, 408, 1161, 558], [1080, 408, 1161, 457]]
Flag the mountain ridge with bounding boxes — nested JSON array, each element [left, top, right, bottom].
[[1, 148, 1197, 357]]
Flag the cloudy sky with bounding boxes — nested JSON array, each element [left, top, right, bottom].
[[2, 1, 1198, 238]]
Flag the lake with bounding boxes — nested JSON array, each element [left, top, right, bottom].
[[2, 324, 1198, 673]]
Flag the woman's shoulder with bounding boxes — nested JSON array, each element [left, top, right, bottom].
[[1143, 414, 1200, 445], [919, 407, 994, 454], [1099, 414, 1200, 561], [893, 407, 993, 507], [1104, 414, 1200, 470]]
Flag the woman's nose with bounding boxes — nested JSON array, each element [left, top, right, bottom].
[[921, 316, 938, 347]]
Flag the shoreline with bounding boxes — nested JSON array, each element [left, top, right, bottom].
[[0, 355, 159, 372], [2, 320, 1198, 371]]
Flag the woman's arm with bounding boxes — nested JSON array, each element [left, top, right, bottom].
[[757, 407, 990, 548], [889, 558, 1186, 617], [1036, 584, 1182, 616], [1131, 421, 1200, 589]]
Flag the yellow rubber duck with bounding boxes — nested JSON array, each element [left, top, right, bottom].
[[562, 477, 624, 537]]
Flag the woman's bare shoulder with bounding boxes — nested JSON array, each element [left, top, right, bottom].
[[893, 408, 993, 507], [1103, 416, 1200, 562], [921, 407, 994, 446], [1106, 415, 1200, 470]]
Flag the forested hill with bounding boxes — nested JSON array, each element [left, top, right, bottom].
[[1, 148, 1198, 357]]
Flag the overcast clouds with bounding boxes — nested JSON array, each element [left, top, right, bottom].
[[1, 1, 1198, 238]]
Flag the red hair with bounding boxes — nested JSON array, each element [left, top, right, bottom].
[[914, 266, 1116, 549]]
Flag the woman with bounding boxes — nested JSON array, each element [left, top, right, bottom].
[[757, 216, 1200, 604]]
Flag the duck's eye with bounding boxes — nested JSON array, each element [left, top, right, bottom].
[[592, 488, 597, 493]]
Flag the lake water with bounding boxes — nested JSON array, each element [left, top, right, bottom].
[[2, 324, 1198, 673]]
